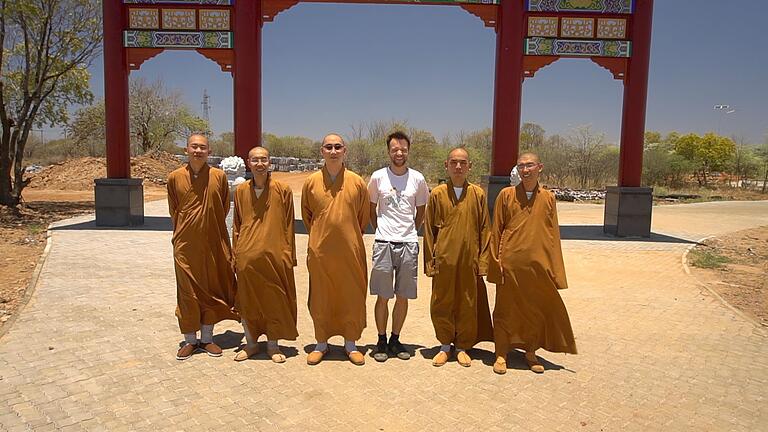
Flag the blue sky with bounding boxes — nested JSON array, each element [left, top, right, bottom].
[[83, 0, 768, 145]]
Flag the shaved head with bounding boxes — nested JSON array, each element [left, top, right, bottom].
[[322, 133, 345, 146], [518, 152, 540, 164], [447, 147, 469, 161], [248, 146, 269, 159]]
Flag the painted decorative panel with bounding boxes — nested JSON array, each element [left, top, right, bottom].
[[128, 8, 159, 29], [560, 17, 594, 38], [596, 18, 627, 39], [525, 37, 631, 57], [526, 0, 633, 14], [199, 10, 230, 30], [162, 9, 197, 29], [528, 17, 558, 37], [124, 0, 232, 5], [124, 31, 233, 48]]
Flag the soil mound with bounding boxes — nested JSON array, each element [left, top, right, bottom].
[[27, 152, 182, 190]]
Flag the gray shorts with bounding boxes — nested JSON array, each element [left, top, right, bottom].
[[369, 241, 419, 300]]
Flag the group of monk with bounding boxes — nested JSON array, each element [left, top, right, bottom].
[[168, 131, 577, 375]]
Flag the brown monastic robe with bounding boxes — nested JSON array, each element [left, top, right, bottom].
[[301, 166, 370, 341], [167, 164, 238, 334], [423, 180, 493, 350], [232, 177, 298, 341], [488, 184, 577, 355]]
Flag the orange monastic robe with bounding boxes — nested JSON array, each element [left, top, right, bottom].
[[232, 177, 298, 341], [488, 184, 577, 355], [167, 164, 238, 334], [301, 166, 370, 341], [423, 180, 493, 350]]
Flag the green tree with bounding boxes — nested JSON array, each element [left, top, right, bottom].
[[674, 132, 735, 187], [520, 122, 545, 149], [755, 140, 768, 194], [0, 0, 102, 206], [68, 78, 209, 156]]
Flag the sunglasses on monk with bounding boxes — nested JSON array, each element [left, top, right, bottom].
[[322, 144, 345, 151]]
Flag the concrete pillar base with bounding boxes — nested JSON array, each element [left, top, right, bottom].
[[484, 175, 512, 217], [603, 186, 653, 237], [94, 178, 144, 226]]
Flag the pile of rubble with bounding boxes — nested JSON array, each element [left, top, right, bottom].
[[550, 188, 606, 202]]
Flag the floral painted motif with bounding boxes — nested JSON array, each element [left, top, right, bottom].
[[128, 8, 159, 29], [527, 0, 632, 14], [525, 37, 630, 57], [199, 10, 230, 30], [597, 18, 627, 39], [528, 17, 558, 37], [560, 17, 594, 38], [162, 9, 197, 30], [124, 31, 233, 48]]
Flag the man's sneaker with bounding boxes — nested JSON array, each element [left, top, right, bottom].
[[373, 341, 388, 362], [176, 343, 198, 360], [388, 339, 411, 360]]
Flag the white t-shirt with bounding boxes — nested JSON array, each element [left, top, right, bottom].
[[368, 167, 429, 242], [453, 187, 464, 199]]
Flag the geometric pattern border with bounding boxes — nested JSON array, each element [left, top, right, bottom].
[[123, 31, 233, 48], [526, 0, 633, 14], [124, 0, 233, 4], [524, 37, 631, 57]]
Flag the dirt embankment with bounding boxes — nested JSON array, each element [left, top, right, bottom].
[[27, 151, 182, 191], [688, 226, 768, 327]]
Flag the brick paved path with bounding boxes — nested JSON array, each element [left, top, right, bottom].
[[1, 200, 767, 431]]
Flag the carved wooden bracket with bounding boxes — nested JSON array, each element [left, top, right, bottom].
[[126, 48, 164, 71], [522, 55, 559, 79], [262, 0, 300, 23], [590, 57, 628, 81], [197, 49, 235, 73], [460, 4, 497, 29]]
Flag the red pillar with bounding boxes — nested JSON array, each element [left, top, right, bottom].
[[234, 0, 262, 160], [103, 0, 130, 178], [618, 0, 654, 186], [490, 0, 525, 176]]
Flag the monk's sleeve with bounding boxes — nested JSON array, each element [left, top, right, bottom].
[[549, 195, 569, 290], [220, 173, 231, 216], [487, 191, 506, 284], [301, 181, 313, 235], [167, 176, 178, 229], [423, 193, 437, 277], [232, 188, 242, 251], [357, 181, 371, 234], [477, 190, 491, 276], [285, 187, 297, 267]]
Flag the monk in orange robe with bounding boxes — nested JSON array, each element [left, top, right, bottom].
[[232, 146, 298, 363], [488, 152, 577, 375], [301, 133, 370, 366], [423, 147, 493, 368], [167, 134, 238, 361]]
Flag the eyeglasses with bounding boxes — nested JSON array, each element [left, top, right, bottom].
[[322, 144, 345, 151], [249, 157, 269, 164], [516, 162, 540, 170]]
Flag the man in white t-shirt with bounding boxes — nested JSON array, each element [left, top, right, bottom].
[[368, 131, 430, 362]]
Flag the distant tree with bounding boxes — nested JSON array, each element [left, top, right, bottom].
[[675, 132, 735, 187], [568, 125, 609, 189], [520, 122, 545, 148], [727, 136, 760, 188], [68, 78, 208, 156], [209, 131, 233, 156], [755, 140, 768, 194], [644, 131, 662, 149], [0, 0, 102, 206]]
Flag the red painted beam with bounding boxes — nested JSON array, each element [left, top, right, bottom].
[[618, 0, 653, 187], [233, 0, 262, 160], [103, 0, 131, 179], [490, 0, 525, 176]]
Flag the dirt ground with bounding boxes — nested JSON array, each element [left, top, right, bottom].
[[688, 226, 768, 327]]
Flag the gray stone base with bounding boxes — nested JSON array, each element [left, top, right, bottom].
[[95, 178, 144, 226], [603, 186, 653, 237], [484, 175, 513, 217]]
